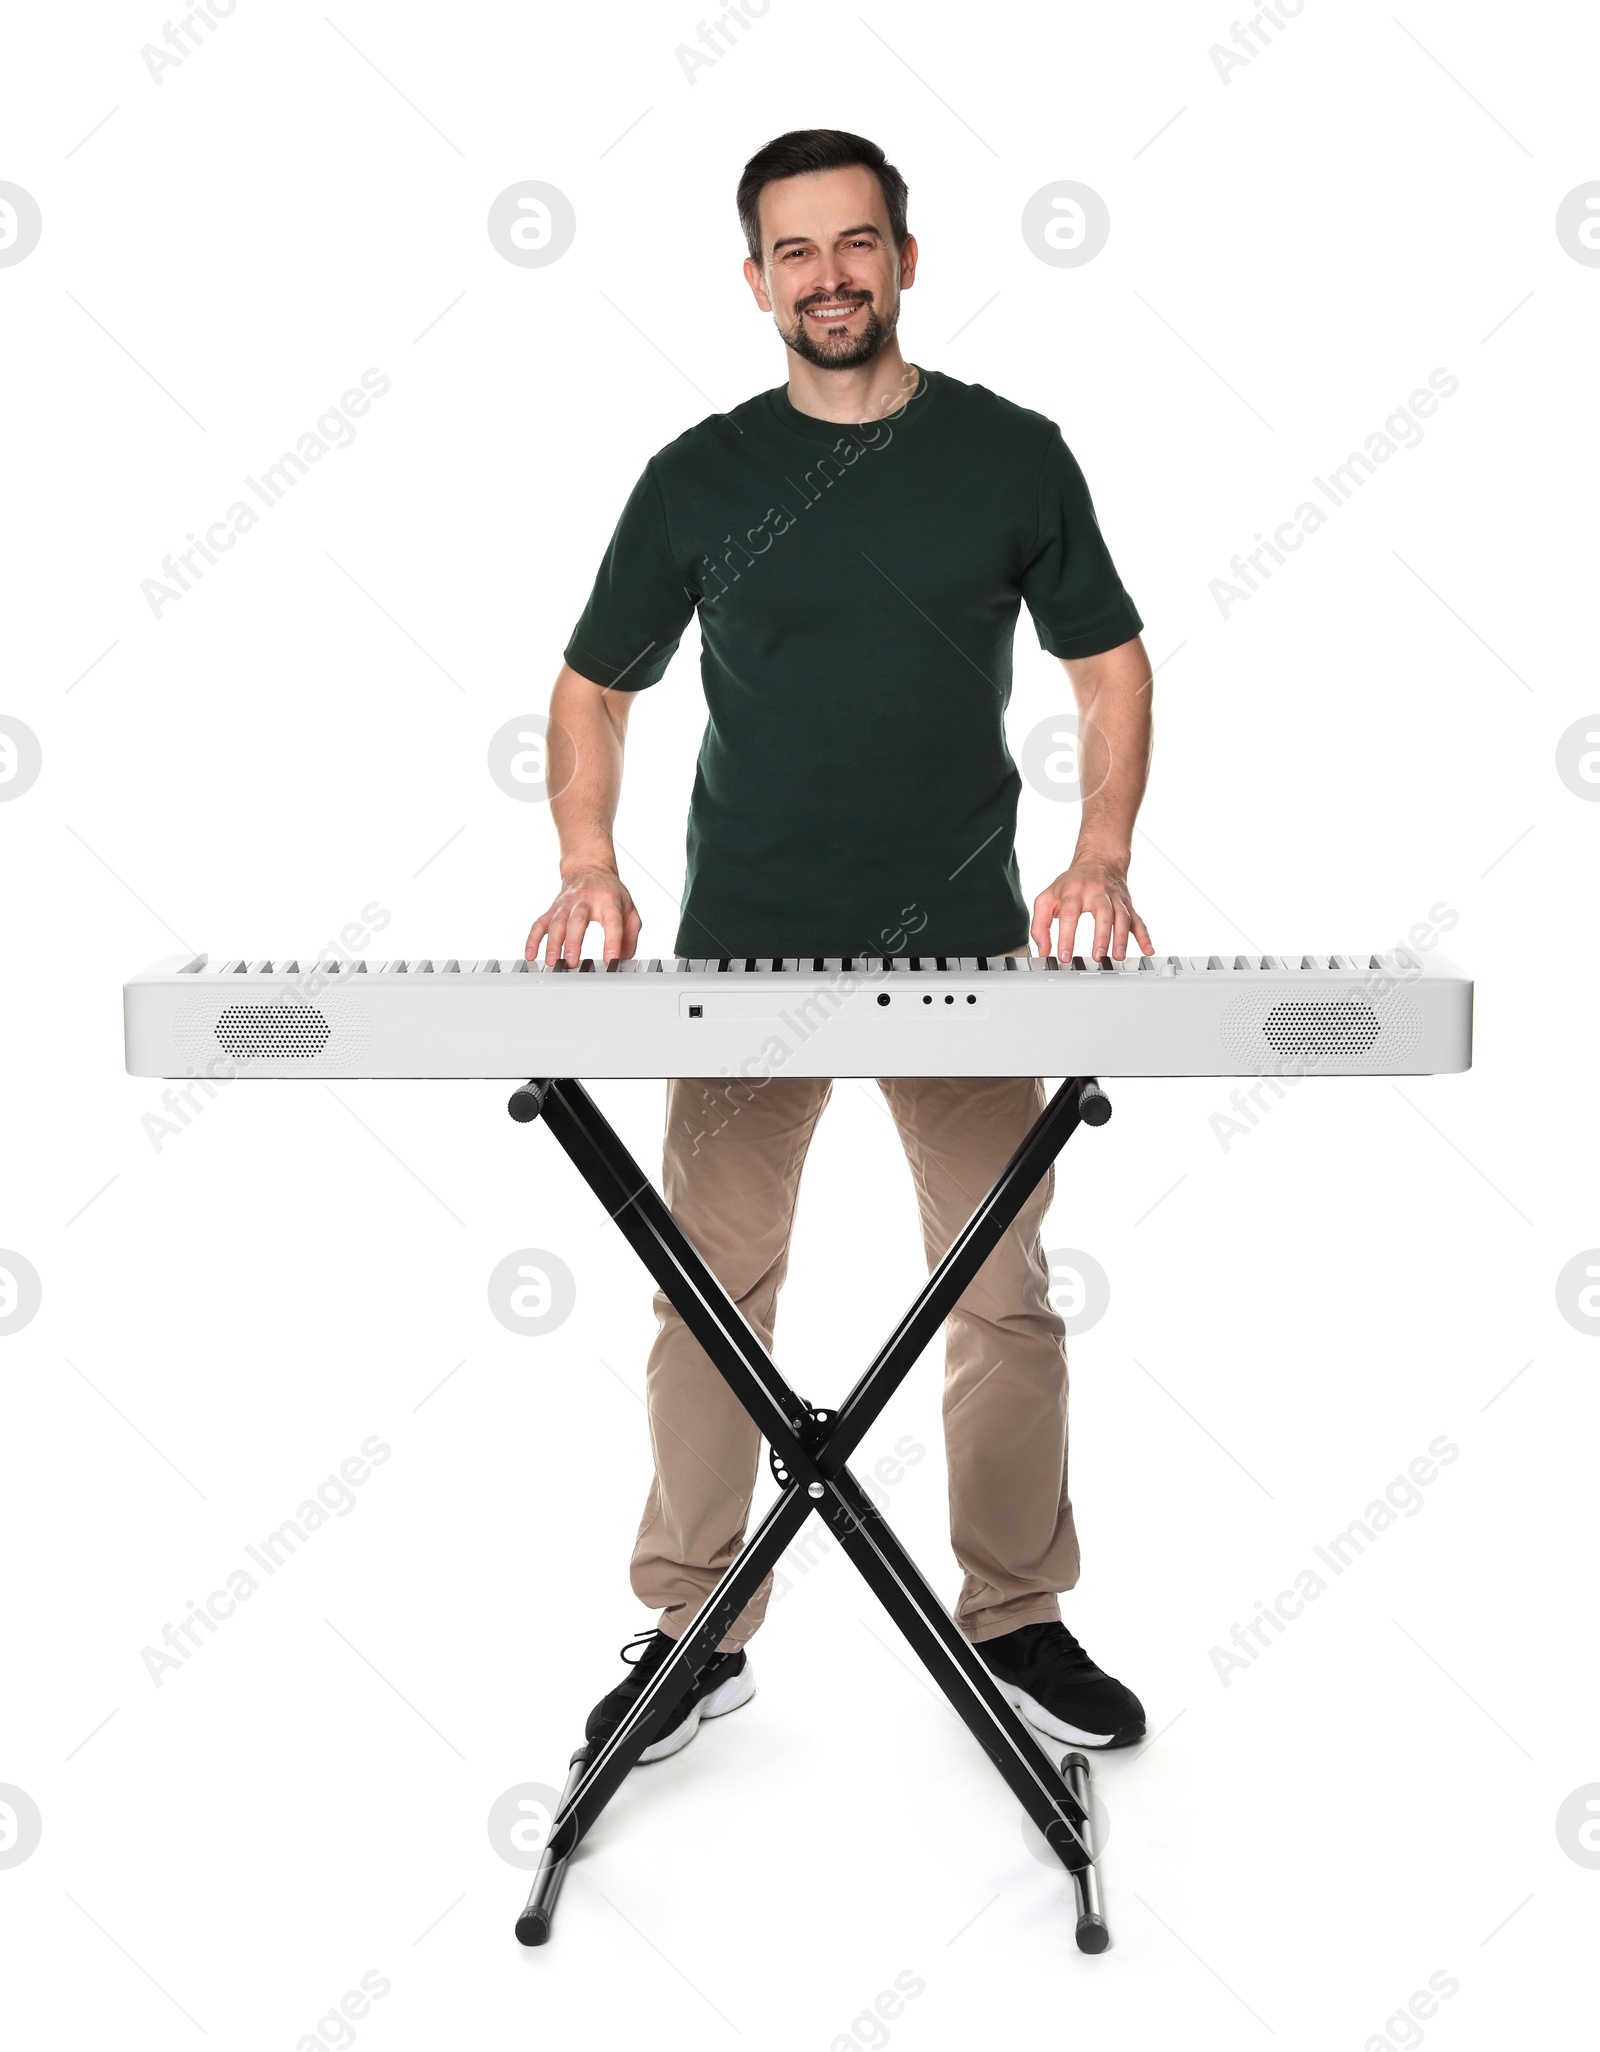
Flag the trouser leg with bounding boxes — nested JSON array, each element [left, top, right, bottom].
[[876, 1075, 1080, 1643], [628, 1073, 832, 1652]]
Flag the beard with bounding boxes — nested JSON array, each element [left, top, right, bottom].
[[780, 292, 898, 371]]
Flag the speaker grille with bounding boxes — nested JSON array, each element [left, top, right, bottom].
[[1221, 987, 1419, 1071], [1261, 999, 1381, 1059], [174, 994, 372, 1072], [214, 1003, 332, 1060]]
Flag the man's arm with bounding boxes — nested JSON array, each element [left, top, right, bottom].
[[1029, 634, 1155, 962], [523, 664, 642, 965]]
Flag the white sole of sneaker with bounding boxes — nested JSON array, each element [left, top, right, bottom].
[[992, 1677, 1118, 1748], [639, 1662, 757, 1763]]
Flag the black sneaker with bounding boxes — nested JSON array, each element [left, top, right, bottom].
[[584, 1628, 755, 1763], [977, 1620, 1145, 1749]]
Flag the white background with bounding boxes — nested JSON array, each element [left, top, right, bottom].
[[2, 1, 1597, 2045]]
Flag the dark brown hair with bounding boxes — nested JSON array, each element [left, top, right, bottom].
[[736, 129, 909, 266]]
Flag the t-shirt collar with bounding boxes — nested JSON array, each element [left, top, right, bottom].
[[765, 365, 937, 444]]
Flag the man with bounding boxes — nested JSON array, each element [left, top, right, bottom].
[[525, 129, 1154, 1764]]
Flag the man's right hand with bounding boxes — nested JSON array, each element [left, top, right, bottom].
[[524, 865, 642, 966]]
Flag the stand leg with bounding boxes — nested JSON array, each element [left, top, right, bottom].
[[1061, 1752, 1108, 1952], [512, 1485, 816, 1944], [823, 1472, 1097, 1883], [515, 1745, 589, 1946]]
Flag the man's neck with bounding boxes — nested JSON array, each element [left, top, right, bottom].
[[784, 347, 921, 426]]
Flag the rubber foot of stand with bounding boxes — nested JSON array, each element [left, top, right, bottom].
[[514, 1911, 551, 1947], [1075, 1913, 1110, 1955]]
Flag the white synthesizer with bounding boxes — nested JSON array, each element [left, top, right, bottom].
[[123, 951, 1473, 1080]]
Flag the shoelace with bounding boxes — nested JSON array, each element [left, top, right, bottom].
[[619, 1628, 660, 1667], [1026, 1624, 1102, 1684]]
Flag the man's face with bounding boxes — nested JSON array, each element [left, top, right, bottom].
[[744, 164, 916, 373]]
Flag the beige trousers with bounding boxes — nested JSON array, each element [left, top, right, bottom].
[[629, 1072, 1081, 1651]]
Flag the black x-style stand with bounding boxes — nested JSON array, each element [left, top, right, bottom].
[[507, 1072, 1115, 1952]]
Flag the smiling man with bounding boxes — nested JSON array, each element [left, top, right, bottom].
[[526, 129, 1155, 1765]]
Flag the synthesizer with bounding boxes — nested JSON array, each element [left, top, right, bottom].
[[123, 951, 1473, 1080]]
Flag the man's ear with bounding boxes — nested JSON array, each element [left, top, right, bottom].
[[742, 255, 772, 312]]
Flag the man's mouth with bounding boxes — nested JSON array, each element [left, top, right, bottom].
[[803, 300, 865, 324]]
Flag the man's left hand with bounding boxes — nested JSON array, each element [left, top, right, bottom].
[[1030, 856, 1154, 961]]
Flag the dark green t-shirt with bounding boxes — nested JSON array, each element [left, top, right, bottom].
[[563, 366, 1142, 959]]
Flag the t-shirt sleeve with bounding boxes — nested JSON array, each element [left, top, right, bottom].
[[563, 458, 698, 691], [1019, 425, 1144, 660]]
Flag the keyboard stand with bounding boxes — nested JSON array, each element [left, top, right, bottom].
[[507, 1072, 1115, 1953]]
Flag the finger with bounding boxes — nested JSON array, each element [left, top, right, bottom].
[[599, 896, 624, 962], [1130, 909, 1155, 955], [621, 905, 643, 959], [1030, 896, 1055, 956], [1091, 893, 1113, 961], [564, 903, 595, 966], [1055, 900, 1081, 961], [538, 909, 567, 966], [525, 914, 550, 961], [1110, 899, 1131, 961]]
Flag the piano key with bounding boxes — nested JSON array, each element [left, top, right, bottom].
[[891, 958, 911, 972], [957, 957, 980, 972]]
